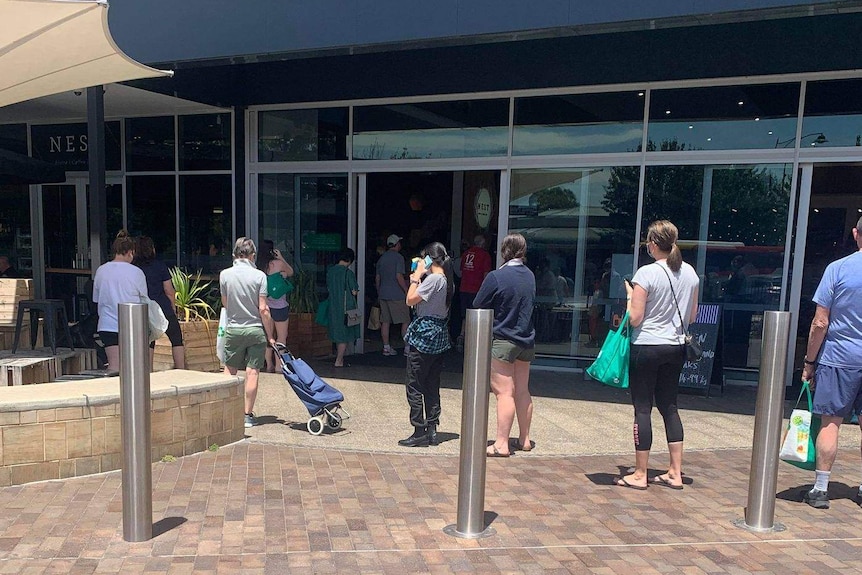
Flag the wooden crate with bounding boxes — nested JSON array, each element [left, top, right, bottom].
[[0, 279, 34, 324], [0, 321, 43, 351], [1, 356, 61, 386], [59, 348, 98, 374]]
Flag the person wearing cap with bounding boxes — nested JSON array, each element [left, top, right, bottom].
[[376, 234, 411, 356]]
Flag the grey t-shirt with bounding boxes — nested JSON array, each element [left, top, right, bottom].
[[415, 273, 449, 318], [219, 258, 267, 328], [376, 250, 405, 300], [631, 260, 699, 345]]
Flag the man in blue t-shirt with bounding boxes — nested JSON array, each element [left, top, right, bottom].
[[802, 216, 862, 510]]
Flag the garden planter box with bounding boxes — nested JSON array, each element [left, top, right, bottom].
[[153, 319, 220, 372], [287, 312, 330, 358]]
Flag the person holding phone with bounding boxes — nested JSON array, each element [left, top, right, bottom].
[[399, 242, 455, 447], [258, 239, 294, 372]]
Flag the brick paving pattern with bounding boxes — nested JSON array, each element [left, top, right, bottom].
[[1, 441, 861, 573]]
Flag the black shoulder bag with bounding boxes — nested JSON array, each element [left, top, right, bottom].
[[658, 265, 702, 362]]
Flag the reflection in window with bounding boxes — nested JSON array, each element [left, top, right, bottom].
[[803, 79, 862, 148], [353, 100, 509, 159], [127, 175, 176, 265], [125, 116, 175, 172], [513, 92, 645, 155], [0, 184, 33, 276], [509, 167, 639, 358], [258, 109, 348, 162], [300, 176, 349, 298], [648, 84, 800, 151], [642, 164, 792, 368], [258, 174, 296, 267], [0, 124, 28, 154], [179, 113, 231, 171], [179, 175, 232, 273]]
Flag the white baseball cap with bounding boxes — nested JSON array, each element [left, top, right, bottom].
[[387, 234, 402, 246]]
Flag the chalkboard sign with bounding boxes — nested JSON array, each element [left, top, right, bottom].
[[678, 304, 722, 393]]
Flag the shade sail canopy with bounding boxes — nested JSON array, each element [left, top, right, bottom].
[[0, 148, 65, 184], [0, 0, 172, 108]]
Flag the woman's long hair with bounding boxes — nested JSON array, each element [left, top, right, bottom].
[[422, 241, 455, 307], [500, 233, 527, 262], [133, 236, 156, 266], [258, 239, 276, 272], [646, 220, 683, 272]]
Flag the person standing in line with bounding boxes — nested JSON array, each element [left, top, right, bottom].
[[133, 236, 185, 370], [326, 248, 360, 368], [473, 233, 536, 457], [376, 234, 411, 356], [258, 239, 294, 373], [616, 220, 699, 490], [456, 234, 493, 352], [801, 216, 862, 509], [220, 237, 276, 428], [93, 230, 149, 372], [399, 242, 454, 447]]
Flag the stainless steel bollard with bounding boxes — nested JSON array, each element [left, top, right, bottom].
[[444, 308, 496, 539], [119, 303, 153, 542], [734, 310, 791, 533]]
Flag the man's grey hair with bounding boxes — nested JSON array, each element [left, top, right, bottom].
[[856, 215, 862, 231], [233, 237, 256, 259], [473, 235, 486, 249]]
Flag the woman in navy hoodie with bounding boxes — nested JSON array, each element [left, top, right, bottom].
[[473, 233, 536, 457]]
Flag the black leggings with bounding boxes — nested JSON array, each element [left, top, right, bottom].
[[629, 344, 685, 451]]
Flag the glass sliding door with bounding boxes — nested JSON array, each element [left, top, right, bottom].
[[509, 167, 639, 358]]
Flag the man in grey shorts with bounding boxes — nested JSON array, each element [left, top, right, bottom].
[[376, 234, 411, 356], [801, 216, 862, 509], [220, 237, 275, 428]]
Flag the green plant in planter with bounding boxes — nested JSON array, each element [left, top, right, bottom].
[[287, 270, 319, 313], [170, 267, 216, 321]]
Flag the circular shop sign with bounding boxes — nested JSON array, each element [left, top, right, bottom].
[[474, 188, 492, 229]]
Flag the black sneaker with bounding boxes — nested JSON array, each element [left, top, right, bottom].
[[803, 488, 829, 509], [855, 488, 862, 507]]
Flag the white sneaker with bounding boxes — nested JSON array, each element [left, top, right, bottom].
[[383, 347, 397, 356], [403, 345, 411, 357]]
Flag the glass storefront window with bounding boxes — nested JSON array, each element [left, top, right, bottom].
[[0, 124, 28, 155], [127, 175, 176, 265], [125, 116, 175, 172], [30, 121, 121, 171], [353, 99, 509, 159], [509, 167, 639, 358], [648, 84, 800, 151], [803, 79, 862, 148], [258, 174, 348, 300], [179, 175, 233, 273], [513, 92, 645, 155], [0, 184, 33, 277], [179, 113, 231, 171], [258, 108, 348, 162], [641, 163, 792, 368]]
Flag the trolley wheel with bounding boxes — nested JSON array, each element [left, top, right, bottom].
[[327, 412, 342, 430], [307, 417, 324, 435]]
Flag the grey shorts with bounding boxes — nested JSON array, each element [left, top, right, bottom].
[[223, 326, 267, 370], [379, 298, 411, 324], [812, 364, 862, 417], [491, 339, 535, 363]]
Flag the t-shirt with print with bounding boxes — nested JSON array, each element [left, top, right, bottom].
[[630, 261, 699, 346], [93, 261, 148, 332], [376, 250, 406, 300], [460, 247, 492, 293], [219, 258, 267, 328], [415, 273, 449, 318], [812, 250, 862, 368]]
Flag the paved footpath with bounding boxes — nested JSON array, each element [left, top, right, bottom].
[[1, 364, 861, 574]]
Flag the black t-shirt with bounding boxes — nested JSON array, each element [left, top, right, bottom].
[[137, 260, 174, 312]]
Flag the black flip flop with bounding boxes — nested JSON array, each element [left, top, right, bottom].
[[486, 446, 511, 458], [615, 477, 648, 490], [652, 475, 683, 490]]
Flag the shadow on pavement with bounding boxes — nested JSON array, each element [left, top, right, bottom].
[[153, 517, 187, 538], [776, 481, 859, 504]]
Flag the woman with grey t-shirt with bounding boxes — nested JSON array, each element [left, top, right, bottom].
[[615, 220, 699, 491]]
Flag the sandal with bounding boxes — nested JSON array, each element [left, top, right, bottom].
[[652, 475, 683, 490], [486, 445, 511, 458], [509, 439, 535, 452]]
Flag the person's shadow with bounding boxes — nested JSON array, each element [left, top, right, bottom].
[[777, 481, 859, 503], [584, 465, 694, 487]]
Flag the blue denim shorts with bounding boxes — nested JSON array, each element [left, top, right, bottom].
[[812, 364, 862, 417]]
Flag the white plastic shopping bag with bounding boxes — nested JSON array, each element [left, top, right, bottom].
[[779, 408, 812, 463], [215, 308, 227, 363]]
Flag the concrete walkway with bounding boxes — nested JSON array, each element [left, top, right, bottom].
[[1, 360, 861, 574]]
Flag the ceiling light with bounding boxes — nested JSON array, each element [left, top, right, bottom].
[[688, 125, 693, 129], [638, 92, 644, 97], [738, 101, 744, 106], [768, 131, 773, 135], [707, 137, 712, 141], [754, 117, 760, 121]]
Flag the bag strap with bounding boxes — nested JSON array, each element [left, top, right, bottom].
[[657, 264, 689, 338], [342, 266, 352, 310], [795, 380, 813, 411]]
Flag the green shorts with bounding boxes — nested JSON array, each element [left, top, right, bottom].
[[223, 326, 267, 370], [491, 339, 535, 363]]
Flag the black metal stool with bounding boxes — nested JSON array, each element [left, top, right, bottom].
[[10, 299, 75, 355]]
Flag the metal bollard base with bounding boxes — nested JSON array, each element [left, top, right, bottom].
[[443, 524, 496, 539], [731, 518, 786, 533]]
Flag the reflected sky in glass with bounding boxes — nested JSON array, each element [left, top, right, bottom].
[[647, 118, 797, 150], [513, 123, 643, 155], [353, 127, 508, 159], [801, 115, 862, 148]]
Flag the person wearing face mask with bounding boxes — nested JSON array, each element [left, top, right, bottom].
[[615, 220, 699, 491], [92, 230, 149, 372], [398, 242, 455, 447]]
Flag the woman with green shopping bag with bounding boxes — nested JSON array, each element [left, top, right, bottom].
[[615, 220, 699, 491]]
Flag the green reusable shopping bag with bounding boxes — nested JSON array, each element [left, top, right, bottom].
[[586, 311, 631, 389], [314, 299, 330, 327], [779, 381, 821, 471]]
